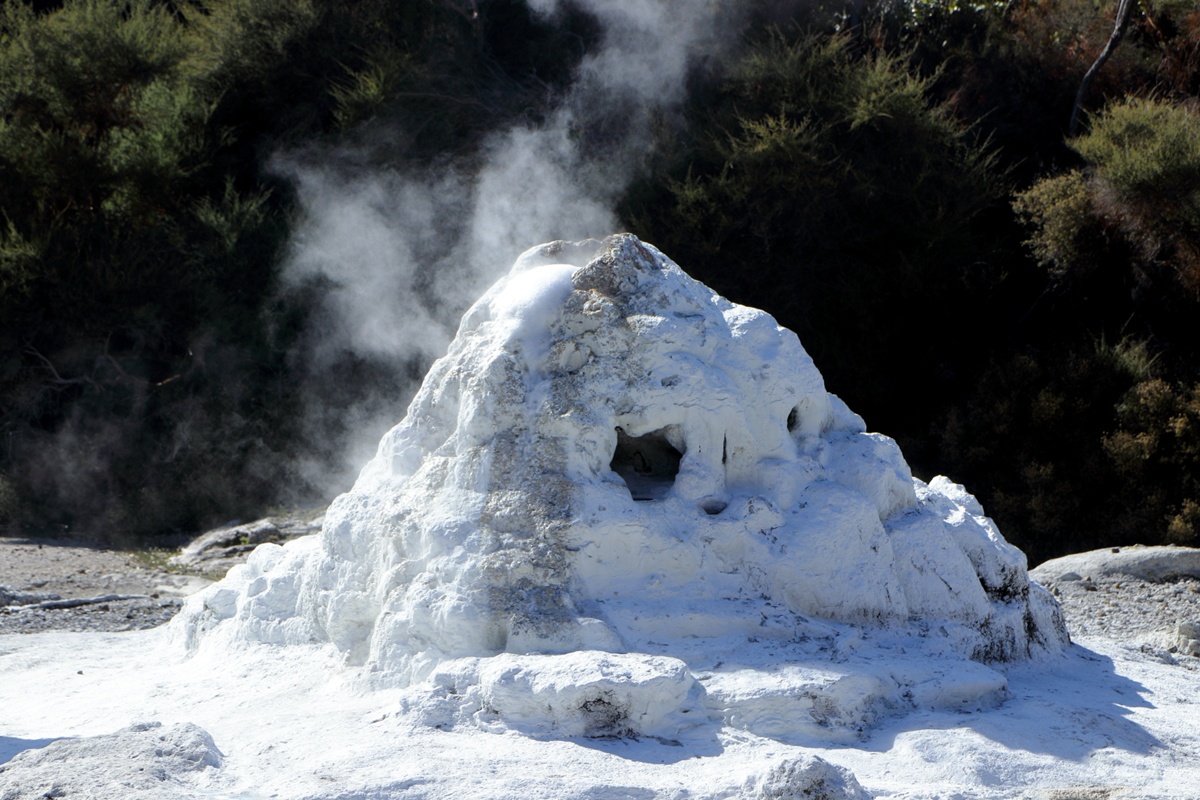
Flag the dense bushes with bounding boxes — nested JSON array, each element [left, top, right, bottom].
[[933, 338, 1155, 564], [0, 0, 289, 536], [1015, 98, 1200, 348], [625, 28, 1007, 453], [936, 336, 1200, 562], [0, 0, 588, 538], [1107, 377, 1200, 545], [972, 96, 1200, 559], [2, 0, 1200, 562]]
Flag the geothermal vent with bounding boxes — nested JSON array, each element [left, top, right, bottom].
[[175, 234, 1067, 741]]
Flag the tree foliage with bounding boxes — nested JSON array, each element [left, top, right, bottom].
[[934, 337, 1159, 564], [2, 0, 1200, 562], [1015, 98, 1200, 354], [0, 0, 288, 535], [0, 0, 590, 538], [1106, 377, 1200, 545]]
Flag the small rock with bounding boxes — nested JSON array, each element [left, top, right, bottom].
[[0, 586, 62, 607], [169, 513, 323, 574], [0, 721, 221, 798], [1175, 622, 1200, 657], [743, 755, 871, 800]]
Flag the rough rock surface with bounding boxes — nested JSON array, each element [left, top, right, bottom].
[[0, 595, 183, 634], [742, 755, 872, 800], [174, 234, 1068, 738], [1032, 545, 1200, 584], [0, 722, 221, 800]]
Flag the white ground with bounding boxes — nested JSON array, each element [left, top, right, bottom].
[[1, 566, 1198, 800]]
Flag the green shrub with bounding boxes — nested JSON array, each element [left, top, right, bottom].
[[935, 325, 1200, 557], [0, 218, 38, 304], [329, 52, 414, 131], [0, 0, 217, 322], [865, 0, 1178, 182], [1012, 169, 1105, 280], [1105, 378, 1200, 545], [1085, 99, 1200, 187], [1077, 98, 1200, 234], [0, 0, 297, 538], [1015, 97, 1200, 344], [933, 336, 1155, 564]]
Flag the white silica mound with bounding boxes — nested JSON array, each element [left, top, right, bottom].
[[174, 234, 1067, 740]]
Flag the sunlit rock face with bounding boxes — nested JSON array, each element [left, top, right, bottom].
[[176, 234, 1067, 714]]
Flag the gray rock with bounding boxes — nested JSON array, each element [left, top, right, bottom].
[[169, 512, 323, 575], [0, 597, 183, 634], [1170, 621, 1200, 657], [1042, 558, 1200, 647], [0, 587, 60, 607], [0, 721, 220, 800]]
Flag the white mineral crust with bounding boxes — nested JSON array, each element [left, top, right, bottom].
[[175, 233, 1067, 739]]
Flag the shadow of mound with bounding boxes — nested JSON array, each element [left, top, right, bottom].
[[0, 736, 61, 767], [858, 643, 1159, 761], [565, 731, 725, 764]]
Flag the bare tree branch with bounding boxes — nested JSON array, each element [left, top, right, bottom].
[[1069, 0, 1138, 136], [23, 346, 95, 388]]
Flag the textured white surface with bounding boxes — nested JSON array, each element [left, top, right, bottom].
[[0, 721, 220, 799], [1, 623, 1198, 798], [176, 235, 1065, 707]]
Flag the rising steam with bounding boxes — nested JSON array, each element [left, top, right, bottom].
[[279, 1, 739, 498]]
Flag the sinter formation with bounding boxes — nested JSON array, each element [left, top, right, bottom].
[[176, 234, 1068, 740]]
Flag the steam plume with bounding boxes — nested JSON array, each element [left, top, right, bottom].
[[279, 0, 738, 498]]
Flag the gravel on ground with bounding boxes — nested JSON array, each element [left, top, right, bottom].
[[1032, 545, 1200, 664], [0, 537, 213, 634], [1046, 575, 1200, 641]]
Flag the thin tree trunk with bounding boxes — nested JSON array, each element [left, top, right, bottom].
[[1069, 0, 1138, 136]]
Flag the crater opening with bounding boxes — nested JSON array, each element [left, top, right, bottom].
[[611, 426, 683, 501], [786, 406, 800, 433]]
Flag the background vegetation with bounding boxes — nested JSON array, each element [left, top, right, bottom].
[[1, 0, 1198, 565]]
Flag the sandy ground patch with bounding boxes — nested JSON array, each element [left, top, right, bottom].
[[0, 537, 212, 634]]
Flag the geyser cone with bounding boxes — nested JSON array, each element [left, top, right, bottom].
[[175, 234, 1066, 737]]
